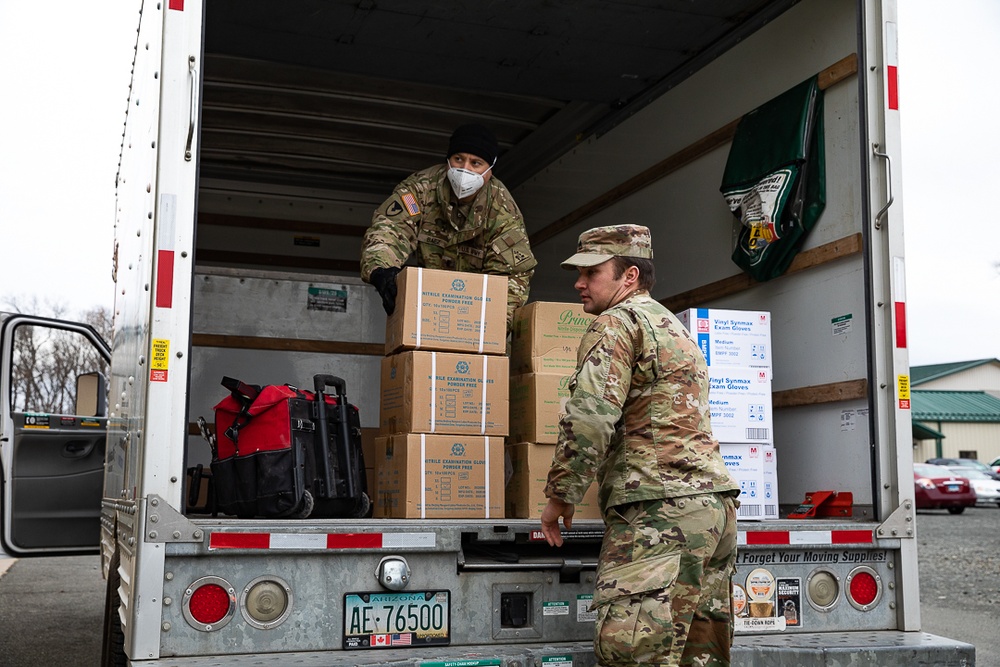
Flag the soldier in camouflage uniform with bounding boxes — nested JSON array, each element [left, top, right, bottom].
[[360, 123, 537, 327], [541, 225, 740, 666]]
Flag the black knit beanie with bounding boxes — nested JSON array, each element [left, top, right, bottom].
[[447, 124, 499, 164]]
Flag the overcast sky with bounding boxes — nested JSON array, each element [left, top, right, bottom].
[[1, 1, 997, 366]]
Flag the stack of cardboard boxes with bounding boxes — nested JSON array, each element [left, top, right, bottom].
[[678, 308, 778, 520], [506, 302, 602, 519], [375, 267, 509, 518]]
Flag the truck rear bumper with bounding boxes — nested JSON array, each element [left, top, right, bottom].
[[734, 630, 975, 666], [130, 631, 973, 666], [130, 642, 598, 666]]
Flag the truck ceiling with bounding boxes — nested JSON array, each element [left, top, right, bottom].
[[200, 0, 793, 196]]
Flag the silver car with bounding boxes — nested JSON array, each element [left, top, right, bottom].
[[946, 467, 1000, 507]]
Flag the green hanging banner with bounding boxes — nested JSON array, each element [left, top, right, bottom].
[[720, 76, 826, 282]]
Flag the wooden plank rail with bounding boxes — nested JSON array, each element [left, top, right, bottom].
[[530, 54, 858, 248], [192, 333, 383, 356], [772, 379, 869, 409], [195, 249, 361, 274], [199, 212, 368, 237], [661, 233, 862, 312]]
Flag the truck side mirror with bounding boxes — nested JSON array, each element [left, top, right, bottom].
[[76, 372, 108, 417]]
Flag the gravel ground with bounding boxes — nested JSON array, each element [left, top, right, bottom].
[[916, 505, 1000, 666]]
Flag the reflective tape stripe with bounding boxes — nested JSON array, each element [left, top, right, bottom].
[[209, 532, 436, 550], [155, 194, 177, 308], [886, 22, 899, 110], [738, 529, 874, 546]]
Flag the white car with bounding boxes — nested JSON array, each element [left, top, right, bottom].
[[946, 467, 1000, 507]]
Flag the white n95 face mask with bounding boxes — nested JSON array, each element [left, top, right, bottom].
[[447, 162, 493, 199]]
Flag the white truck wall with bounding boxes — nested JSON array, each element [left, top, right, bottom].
[[514, 0, 872, 505]]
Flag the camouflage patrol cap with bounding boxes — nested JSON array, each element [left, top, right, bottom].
[[561, 224, 654, 269]]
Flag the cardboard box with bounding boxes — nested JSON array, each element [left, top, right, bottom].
[[360, 427, 379, 497], [379, 351, 509, 436], [505, 442, 601, 519], [385, 267, 508, 356], [708, 367, 773, 444], [374, 434, 504, 518], [677, 308, 771, 369], [510, 302, 594, 374], [720, 442, 766, 522], [509, 373, 572, 444], [762, 444, 778, 519]]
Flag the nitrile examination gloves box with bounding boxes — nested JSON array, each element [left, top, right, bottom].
[[677, 308, 771, 369], [720, 442, 767, 521], [708, 367, 772, 444]]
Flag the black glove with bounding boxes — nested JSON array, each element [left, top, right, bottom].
[[370, 267, 401, 316]]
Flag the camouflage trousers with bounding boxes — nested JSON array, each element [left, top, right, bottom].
[[592, 492, 738, 667]]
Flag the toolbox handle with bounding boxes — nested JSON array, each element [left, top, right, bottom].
[[312, 374, 358, 501], [313, 374, 346, 397]]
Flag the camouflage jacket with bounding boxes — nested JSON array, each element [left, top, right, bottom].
[[545, 291, 738, 509], [360, 164, 537, 324]]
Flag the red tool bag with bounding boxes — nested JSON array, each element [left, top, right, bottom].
[[210, 374, 369, 519]]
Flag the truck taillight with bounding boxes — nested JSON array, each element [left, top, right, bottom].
[[183, 576, 236, 631], [845, 566, 882, 611], [805, 569, 839, 611], [241, 576, 292, 629]]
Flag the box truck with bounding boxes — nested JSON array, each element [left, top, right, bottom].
[[0, 0, 976, 664]]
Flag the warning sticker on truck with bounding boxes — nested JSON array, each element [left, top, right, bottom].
[[307, 285, 348, 312], [23, 413, 50, 429], [577, 594, 597, 623], [150, 339, 170, 382], [897, 374, 910, 409]]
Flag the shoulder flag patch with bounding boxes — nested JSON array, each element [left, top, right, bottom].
[[401, 192, 421, 216]]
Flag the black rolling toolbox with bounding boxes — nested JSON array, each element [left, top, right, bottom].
[[209, 374, 370, 519]]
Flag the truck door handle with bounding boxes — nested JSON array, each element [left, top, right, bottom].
[[872, 142, 894, 230], [185, 55, 198, 161], [63, 440, 97, 459]]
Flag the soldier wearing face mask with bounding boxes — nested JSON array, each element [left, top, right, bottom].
[[360, 123, 537, 328]]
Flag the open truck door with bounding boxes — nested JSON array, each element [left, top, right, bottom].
[[0, 313, 111, 555]]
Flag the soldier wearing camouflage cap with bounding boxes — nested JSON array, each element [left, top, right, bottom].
[[541, 224, 740, 666], [360, 123, 537, 326]]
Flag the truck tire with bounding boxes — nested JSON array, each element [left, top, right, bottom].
[[101, 550, 127, 667]]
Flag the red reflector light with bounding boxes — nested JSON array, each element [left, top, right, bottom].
[[847, 568, 880, 609], [189, 584, 231, 624], [183, 576, 236, 631]]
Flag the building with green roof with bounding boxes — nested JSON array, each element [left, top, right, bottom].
[[909, 358, 1000, 463]]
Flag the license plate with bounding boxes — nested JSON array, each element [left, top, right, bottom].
[[343, 591, 450, 649], [946, 484, 960, 492]]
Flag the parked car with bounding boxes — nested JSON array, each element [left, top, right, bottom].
[[926, 457, 1000, 481], [990, 456, 1000, 474], [913, 463, 977, 514], [942, 467, 1000, 507]]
